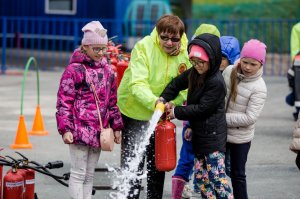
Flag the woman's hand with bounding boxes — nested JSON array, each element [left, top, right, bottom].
[[62, 132, 73, 144], [155, 97, 166, 107], [114, 131, 122, 144], [184, 128, 192, 141]]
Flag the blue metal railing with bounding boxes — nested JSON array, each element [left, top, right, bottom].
[[0, 17, 299, 76]]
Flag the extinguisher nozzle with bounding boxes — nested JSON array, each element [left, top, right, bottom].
[[45, 161, 64, 169], [155, 102, 165, 112]]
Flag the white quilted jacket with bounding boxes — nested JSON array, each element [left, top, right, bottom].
[[222, 65, 267, 144], [290, 115, 300, 153]]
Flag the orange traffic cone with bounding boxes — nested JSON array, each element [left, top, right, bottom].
[[11, 115, 32, 149], [29, 105, 48, 136]]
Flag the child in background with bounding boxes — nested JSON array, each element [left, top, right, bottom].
[[290, 112, 300, 170], [160, 33, 233, 199], [220, 36, 241, 72], [56, 21, 123, 199], [219, 35, 241, 178], [222, 39, 267, 199]]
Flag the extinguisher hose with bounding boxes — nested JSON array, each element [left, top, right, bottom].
[[0, 158, 14, 166], [20, 164, 69, 186]]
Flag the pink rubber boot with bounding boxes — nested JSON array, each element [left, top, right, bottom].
[[172, 176, 186, 199]]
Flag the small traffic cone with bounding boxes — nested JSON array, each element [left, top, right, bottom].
[[29, 105, 48, 136], [11, 115, 32, 149]]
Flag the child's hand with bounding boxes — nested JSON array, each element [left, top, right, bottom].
[[166, 108, 175, 120], [184, 128, 192, 141], [63, 132, 73, 144], [164, 102, 174, 112], [114, 131, 122, 144]]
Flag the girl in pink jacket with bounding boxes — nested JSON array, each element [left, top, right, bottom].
[[56, 21, 123, 199]]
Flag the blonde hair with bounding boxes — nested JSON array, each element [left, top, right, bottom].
[[79, 45, 87, 54], [229, 63, 241, 102]]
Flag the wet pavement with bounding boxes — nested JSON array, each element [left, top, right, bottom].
[[0, 70, 299, 199]]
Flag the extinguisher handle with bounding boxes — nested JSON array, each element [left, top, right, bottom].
[[45, 161, 64, 169], [15, 151, 28, 161], [63, 172, 70, 180]]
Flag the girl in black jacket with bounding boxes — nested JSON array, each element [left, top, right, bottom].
[[159, 33, 233, 199]]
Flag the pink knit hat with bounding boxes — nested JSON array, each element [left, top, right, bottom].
[[81, 21, 108, 45], [188, 45, 209, 62], [240, 39, 267, 65]]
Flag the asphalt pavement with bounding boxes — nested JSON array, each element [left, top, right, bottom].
[[0, 69, 299, 199]]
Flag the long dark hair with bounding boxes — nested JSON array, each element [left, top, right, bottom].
[[188, 67, 207, 93]]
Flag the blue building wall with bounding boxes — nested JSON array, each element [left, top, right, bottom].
[[0, 0, 130, 19], [0, 0, 132, 41]]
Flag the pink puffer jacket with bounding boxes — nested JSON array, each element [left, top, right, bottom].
[[56, 49, 124, 148]]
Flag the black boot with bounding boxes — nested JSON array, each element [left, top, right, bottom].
[[296, 152, 300, 170]]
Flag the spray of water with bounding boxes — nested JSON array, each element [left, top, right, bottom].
[[107, 108, 164, 199]]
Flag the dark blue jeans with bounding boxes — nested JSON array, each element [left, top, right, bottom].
[[173, 125, 194, 182], [227, 142, 251, 199]]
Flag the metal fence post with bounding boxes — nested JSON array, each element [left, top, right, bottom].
[[1, 17, 7, 74], [73, 20, 79, 50]]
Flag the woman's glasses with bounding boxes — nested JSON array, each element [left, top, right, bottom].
[[189, 59, 206, 67], [159, 35, 181, 43], [92, 46, 108, 54]]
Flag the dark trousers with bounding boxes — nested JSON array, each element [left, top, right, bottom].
[[227, 142, 251, 199], [173, 125, 194, 182], [121, 114, 165, 199]]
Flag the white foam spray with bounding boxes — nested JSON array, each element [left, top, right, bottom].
[[107, 108, 164, 199]]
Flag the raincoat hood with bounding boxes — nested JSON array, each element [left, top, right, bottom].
[[220, 36, 240, 65], [188, 33, 222, 77], [192, 23, 221, 40]]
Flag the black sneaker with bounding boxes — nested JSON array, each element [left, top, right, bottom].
[[296, 152, 300, 170], [293, 112, 298, 121]]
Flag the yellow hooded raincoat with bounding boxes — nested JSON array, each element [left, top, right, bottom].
[[117, 28, 191, 120]]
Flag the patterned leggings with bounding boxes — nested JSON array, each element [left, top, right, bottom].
[[194, 151, 233, 199], [69, 144, 101, 199]]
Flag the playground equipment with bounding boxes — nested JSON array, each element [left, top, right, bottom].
[[123, 0, 172, 49], [11, 57, 48, 149]]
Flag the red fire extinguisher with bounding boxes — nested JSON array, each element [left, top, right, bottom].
[[155, 120, 177, 171], [6, 167, 35, 199], [116, 60, 128, 87], [3, 168, 25, 199], [24, 169, 35, 199]]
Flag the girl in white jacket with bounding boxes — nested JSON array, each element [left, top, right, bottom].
[[222, 39, 267, 199]]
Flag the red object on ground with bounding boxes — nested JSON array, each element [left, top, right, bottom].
[[155, 120, 177, 171], [116, 60, 129, 87], [3, 169, 24, 199], [24, 169, 35, 199]]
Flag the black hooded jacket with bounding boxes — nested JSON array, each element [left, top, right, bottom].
[[160, 33, 227, 155]]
